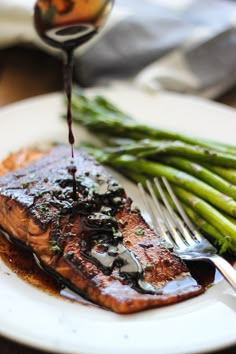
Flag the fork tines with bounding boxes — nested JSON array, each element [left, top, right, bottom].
[[138, 177, 236, 291], [138, 177, 202, 250]]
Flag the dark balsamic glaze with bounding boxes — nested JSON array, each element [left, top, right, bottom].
[[67, 162, 77, 200], [63, 48, 77, 200], [48, 173, 158, 294], [64, 49, 75, 154]]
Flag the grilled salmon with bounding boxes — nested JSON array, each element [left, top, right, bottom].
[[0, 146, 203, 313]]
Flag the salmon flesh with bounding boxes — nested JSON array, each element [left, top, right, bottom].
[[0, 146, 203, 313]]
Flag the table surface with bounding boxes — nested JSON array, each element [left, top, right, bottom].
[[0, 46, 236, 354]]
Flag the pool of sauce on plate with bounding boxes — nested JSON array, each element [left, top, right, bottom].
[[0, 231, 94, 306], [0, 232, 61, 298], [34, 0, 114, 200]]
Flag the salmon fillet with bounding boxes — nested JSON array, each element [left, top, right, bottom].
[[0, 146, 203, 313]]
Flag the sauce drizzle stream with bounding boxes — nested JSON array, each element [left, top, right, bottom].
[[34, 0, 115, 199]]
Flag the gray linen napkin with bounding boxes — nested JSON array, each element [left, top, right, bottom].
[[74, 0, 236, 98]]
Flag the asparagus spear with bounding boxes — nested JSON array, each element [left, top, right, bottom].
[[105, 140, 236, 168], [163, 157, 236, 199], [181, 203, 230, 254], [106, 155, 236, 217], [173, 186, 236, 252], [71, 93, 236, 155], [204, 165, 236, 185]]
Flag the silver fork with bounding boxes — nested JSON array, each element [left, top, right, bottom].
[[138, 177, 236, 291]]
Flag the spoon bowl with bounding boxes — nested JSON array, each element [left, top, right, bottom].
[[34, 0, 114, 50]]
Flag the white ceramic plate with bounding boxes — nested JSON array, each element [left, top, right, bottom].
[[0, 84, 236, 354]]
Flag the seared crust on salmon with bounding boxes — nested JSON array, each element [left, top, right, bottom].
[[0, 146, 203, 313]]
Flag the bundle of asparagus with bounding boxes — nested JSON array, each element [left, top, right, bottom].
[[70, 92, 236, 254]]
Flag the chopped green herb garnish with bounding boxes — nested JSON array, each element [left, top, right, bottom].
[[135, 229, 145, 236], [21, 182, 29, 188], [38, 204, 50, 213], [49, 244, 61, 252], [36, 191, 44, 197], [87, 185, 98, 197], [145, 263, 154, 270], [63, 232, 76, 238], [49, 240, 61, 252], [112, 227, 122, 238]]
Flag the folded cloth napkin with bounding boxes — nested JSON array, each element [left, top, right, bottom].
[[1, 0, 236, 98]]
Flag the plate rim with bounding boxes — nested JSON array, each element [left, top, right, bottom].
[[0, 86, 236, 354]]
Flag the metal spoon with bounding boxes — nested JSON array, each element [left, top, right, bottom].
[[34, 0, 114, 50]]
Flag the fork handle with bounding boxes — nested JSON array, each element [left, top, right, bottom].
[[209, 254, 236, 291]]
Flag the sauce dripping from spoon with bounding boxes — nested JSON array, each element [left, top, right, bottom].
[[34, 0, 114, 199]]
